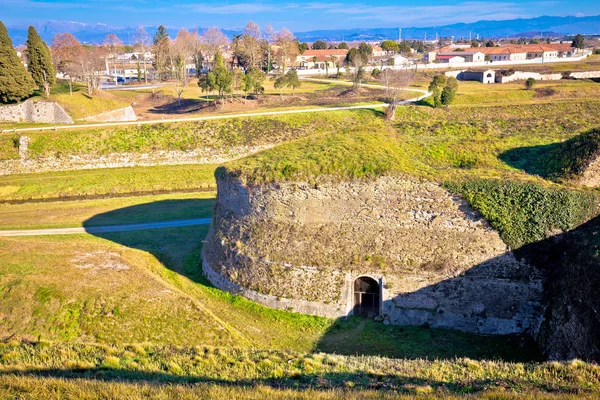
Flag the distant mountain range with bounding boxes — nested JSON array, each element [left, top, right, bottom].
[[6, 15, 600, 45]]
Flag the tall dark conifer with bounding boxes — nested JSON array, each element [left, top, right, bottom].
[[26, 26, 55, 97], [153, 25, 169, 81], [0, 21, 36, 103]]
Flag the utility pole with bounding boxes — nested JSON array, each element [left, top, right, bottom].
[[398, 27, 402, 42]]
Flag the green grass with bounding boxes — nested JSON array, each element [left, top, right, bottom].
[[49, 82, 130, 120], [0, 110, 383, 161], [0, 192, 216, 230], [222, 100, 600, 185], [0, 341, 597, 398], [452, 80, 600, 106], [0, 164, 218, 202]]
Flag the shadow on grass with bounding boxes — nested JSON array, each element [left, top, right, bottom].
[[83, 199, 540, 362], [498, 142, 561, 178], [0, 366, 515, 394]]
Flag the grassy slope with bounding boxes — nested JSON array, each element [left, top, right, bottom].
[[0, 164, 217, 202], [222, 100, 600, 185], [0, 109, 382, 161], [49, 82, 130, 120]]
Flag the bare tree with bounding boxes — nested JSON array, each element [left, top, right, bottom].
[[201, 26, 229, 69], [51, 33, 84, 95], [77, 46, 106, 95], [237, 21, 262, 69], [263, 24, 276, 73], [383, 69, 415, 120], [172, 29, 195, 105], [275, 28, 298, 72], [190, 30, 204, 77], [133, 26, 151, 82], [102, 34, 123, 85]]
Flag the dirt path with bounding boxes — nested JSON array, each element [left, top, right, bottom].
[[1, 87, 430, 134], [0, 218, 212, 237]]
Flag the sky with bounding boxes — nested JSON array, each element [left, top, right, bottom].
[[2, 0, 600, 31]]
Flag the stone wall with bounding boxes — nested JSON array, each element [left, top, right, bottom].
[[83, 106, 137, 122], [0, 100, 73, 124], [569, 71, 600, 79], [0, 143, 274, 175], [496, 71, 563, 83], [203, 176, 544, 335]]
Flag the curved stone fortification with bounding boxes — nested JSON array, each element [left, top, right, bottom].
[[203, 176, 543, 335], [0, 99, 73, 124]]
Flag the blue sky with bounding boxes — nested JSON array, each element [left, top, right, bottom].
[[2, 0, 599, 30]]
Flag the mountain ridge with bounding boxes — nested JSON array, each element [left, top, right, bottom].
[[5, 15, 600, 45]]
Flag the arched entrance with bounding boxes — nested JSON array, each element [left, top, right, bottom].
[[353, 277, 380, 318]]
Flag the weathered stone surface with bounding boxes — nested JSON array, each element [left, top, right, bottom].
[[578, 155, 600, 187], [569, 70, 600, 79], [203, 176, 544, 335], [0, 99, 73, 124], [83, 106, 137, 122], [0, 144, 274, 175]]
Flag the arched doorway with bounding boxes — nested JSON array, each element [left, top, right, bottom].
[[353, 277, 380, 318]]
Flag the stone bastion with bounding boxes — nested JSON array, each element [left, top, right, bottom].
[[202, 175, 544, 335]]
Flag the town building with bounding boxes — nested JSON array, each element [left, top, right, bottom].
[[296, 49, 348, 69]]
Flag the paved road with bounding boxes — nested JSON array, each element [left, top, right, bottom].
[[1, 86, 430, 134], [0, 218, 212, 237]]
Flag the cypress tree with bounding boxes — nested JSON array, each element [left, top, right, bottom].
[[0, 21, 36, 103], [26, 26, 55, 97]]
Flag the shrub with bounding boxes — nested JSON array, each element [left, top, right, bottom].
[[371, 68, 381, 79], [525, 78, 536, 90], [544, 128, 600, 180], [446, 179, 598, 249]]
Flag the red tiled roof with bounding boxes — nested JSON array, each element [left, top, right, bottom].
[[302, 49, 348, 56]]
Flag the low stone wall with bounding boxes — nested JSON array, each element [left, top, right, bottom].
[[203, 176, 544, 335], [0, 143, 274, 175], [496, 71, 563, 83], [569, 71, 600, 79], [83, 106, 137, 122], [0, 100, 73, 124]]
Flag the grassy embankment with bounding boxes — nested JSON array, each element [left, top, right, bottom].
[[49, 83, 130, 120]]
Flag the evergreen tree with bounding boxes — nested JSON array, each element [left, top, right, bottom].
[[428, 75, 447, 108], [441, 77, 458, 106], [572, 34, 585, 50], [0, 21, 36, 103], [26, 26, 55, 97], [284, 69, 300, 94], [153, 25, 170, 81]]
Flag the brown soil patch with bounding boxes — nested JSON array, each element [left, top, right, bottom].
[[130, 87, 385, 120]]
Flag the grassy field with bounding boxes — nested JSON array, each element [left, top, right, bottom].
[[1, 341, 596, 398], [451, 80, 600, 106]]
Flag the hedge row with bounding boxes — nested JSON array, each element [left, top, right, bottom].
[[446, 179, 599, 249]]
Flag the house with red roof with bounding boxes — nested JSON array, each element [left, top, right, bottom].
[[296, 49, 348, 70]]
